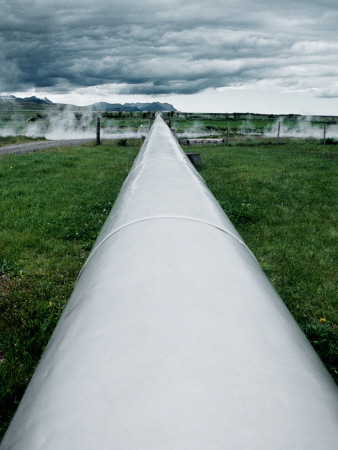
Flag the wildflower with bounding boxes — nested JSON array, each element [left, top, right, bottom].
[[319, 318, 326, 324], [48, 301, 53, 307]]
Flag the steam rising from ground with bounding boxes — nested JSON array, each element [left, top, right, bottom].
[[0, 108, 220, 140], [1, 106, 337, 140], [265, 117, 338, 139], [0, 107, 151, 140], [27, 108, 97, 139]]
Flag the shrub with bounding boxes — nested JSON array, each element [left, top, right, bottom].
[[118, 138, 128, 147]]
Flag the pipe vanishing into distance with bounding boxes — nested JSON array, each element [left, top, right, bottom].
[[2, 114, 337, 449]]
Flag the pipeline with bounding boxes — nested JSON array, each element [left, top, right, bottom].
[[1, 113, 337, 449]]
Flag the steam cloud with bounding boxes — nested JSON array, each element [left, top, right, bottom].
[[0, 107, 151, 140], [0, 108, 221, 140], [1, 105, 337, 141], [265, 117, 338, 139]]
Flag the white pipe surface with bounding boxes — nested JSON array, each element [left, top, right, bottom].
[[1, 114, 337, 449]]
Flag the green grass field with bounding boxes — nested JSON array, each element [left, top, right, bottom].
[[0, 136, 337, 438]]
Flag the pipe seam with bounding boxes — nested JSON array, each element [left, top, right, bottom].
[[77, 216, 257, 282], [126, 157, 203, 180]]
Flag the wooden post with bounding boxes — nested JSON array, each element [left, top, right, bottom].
[[323, 123, 326, 145], [226, 120, 229, 146], [96, 117, 101, 145], [277, 121, 281, 145]]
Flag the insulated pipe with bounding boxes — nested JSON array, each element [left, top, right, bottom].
[[2, 114, 337, 449]]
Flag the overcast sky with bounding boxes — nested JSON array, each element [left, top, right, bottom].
[[1, 0, 337, 114]]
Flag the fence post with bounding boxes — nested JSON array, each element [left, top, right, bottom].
[[226, 120, 229, 146], [323, 123, 326, 145], [96, 117, 101, 145], [277, 121, 281, 145]]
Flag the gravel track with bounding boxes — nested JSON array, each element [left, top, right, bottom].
[[0, 139, 95, 156]]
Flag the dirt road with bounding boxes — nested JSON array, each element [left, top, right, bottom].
[[0, 139, 95, 156]]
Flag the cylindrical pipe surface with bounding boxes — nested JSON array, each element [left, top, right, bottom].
[[1, 114, 337, 450]]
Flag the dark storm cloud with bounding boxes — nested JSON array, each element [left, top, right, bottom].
[[0, 0, 337, 97]]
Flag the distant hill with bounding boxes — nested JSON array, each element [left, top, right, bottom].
[[0, 95, 55, 110], [89, 101, 176, 112], [22, 96, 53, 104], [0, 95, 176, 112], [0, 95, 53, 105]]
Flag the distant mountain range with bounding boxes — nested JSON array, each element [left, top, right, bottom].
[[0, 95, 176, 112], [90, 101, 176, 112], [1, 95, 53, 105]]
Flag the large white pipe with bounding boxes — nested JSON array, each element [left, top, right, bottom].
[[2, 114, 337, 449]]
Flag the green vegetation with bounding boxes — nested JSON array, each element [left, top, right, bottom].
[[0, 133, 337, 438], [0, 136, 46, 147]]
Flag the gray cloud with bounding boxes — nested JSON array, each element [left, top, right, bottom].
[[0, 0, 337, 97]]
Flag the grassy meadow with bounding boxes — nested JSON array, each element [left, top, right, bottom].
[[0, 130, 337, 437]]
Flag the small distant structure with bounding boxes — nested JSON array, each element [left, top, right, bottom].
[[179, 138, 224, 145]]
